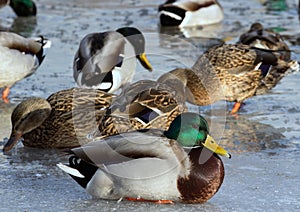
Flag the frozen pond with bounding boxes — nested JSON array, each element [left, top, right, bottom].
[[1, 0, 300, 211]]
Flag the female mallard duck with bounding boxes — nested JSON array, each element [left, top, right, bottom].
[[73, 27, 153, 93], [90, 77, 188, 138], [158, 0, 224, 28], [92, 44, 290, 136], [0, 32, 50, 103], [3, 88, 115, 153], [239, 22, 291, 61], [238, 23, 299, 95], [157, 44, 296, 114], [0, 0, 36, 16], [57, 112, 231, 204]]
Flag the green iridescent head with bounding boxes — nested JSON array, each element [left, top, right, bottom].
[[9, 0, 37, 16], [164, 112, 231, 158]]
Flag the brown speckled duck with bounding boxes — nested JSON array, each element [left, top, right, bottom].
[[238, 22, 299, 95], [177, 43, 298, 114], [239, 22, 291, 61], [57, 112, 231, 204], [3, 88, 115, 153], [89, 77, 188, 138]]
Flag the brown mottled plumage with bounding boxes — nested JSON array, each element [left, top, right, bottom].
[[91, 79, 188, 138], [165, 43, 297, 113], [238, 23, 299, 95], [3, 88, 115, 152], [239, 22, 291, 61]]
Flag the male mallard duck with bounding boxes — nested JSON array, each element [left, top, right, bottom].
[[238, 23, 299, 95], [0, 32, 50, 103], [73, 27, 153, 93], [3, 88, 115, 153], [239, 22, 291, 61], [158, 0, 224, 28], [57, 112, 231, 204], [0, 0, 36, 16]]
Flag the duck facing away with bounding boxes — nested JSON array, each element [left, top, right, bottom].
[[57, 112, 231, 204], [158, 0, 224, 28], [0, 32, 50, 103], [0, 0, 36, 16], [73, 27, 153, 93], [3, 88, 115, 153]]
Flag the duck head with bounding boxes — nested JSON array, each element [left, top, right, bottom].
[[3, 97, 51, 153], [116, 27, 153, 71], [164, 112, 231, 158], [9, 0, 37, 16]]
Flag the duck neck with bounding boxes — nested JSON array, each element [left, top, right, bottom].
[[162, 68, 224, 106]]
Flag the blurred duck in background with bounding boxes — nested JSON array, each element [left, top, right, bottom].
[[158, 0, 224, 28], [0, 0, 36, 16], [238, 22, 299, 95], [0, 32, 50, 103]]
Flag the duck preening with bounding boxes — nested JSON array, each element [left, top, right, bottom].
[[73, 27, 153, 93]]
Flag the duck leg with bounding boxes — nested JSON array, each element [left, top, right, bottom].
[[125, 197, 174, 204], [1, 87, 10, 103], [230, 102, 242, 114]]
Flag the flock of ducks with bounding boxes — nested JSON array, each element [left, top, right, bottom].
[[1, 0, 299, 205]]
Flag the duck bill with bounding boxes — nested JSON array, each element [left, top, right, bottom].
[[203, 135, 231, 158], [3, 132, 22, 153], [137, 53, 153, 71]]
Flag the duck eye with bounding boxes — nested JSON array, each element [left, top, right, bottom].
[[192, 124, 199, 129]]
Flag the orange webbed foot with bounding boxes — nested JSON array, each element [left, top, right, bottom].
[[230, 102, 243, 115], [2, 87, 10, 103]]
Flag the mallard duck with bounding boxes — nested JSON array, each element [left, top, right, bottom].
[[158, 0, 224, 28], [0, 0, 36, 16], [90, 78, 188, 138], [0, 32, 50, 103], [57, 112, 231, 204], [239, 22, 291, 61], [92, 44, 287, 132], [3, 88, 115, 153], [73, 27, 153, 93], [184, 43, 299, 113], [238, 23, 299, 95]]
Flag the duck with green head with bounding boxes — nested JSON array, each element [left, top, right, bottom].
[[0, 0, 36, 16], [57, 112, 231, 204]]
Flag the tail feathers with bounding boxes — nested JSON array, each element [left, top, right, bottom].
[[34, 36, 51, 65], [57, 156, 98, 189], [57, 163, 85, 178]]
